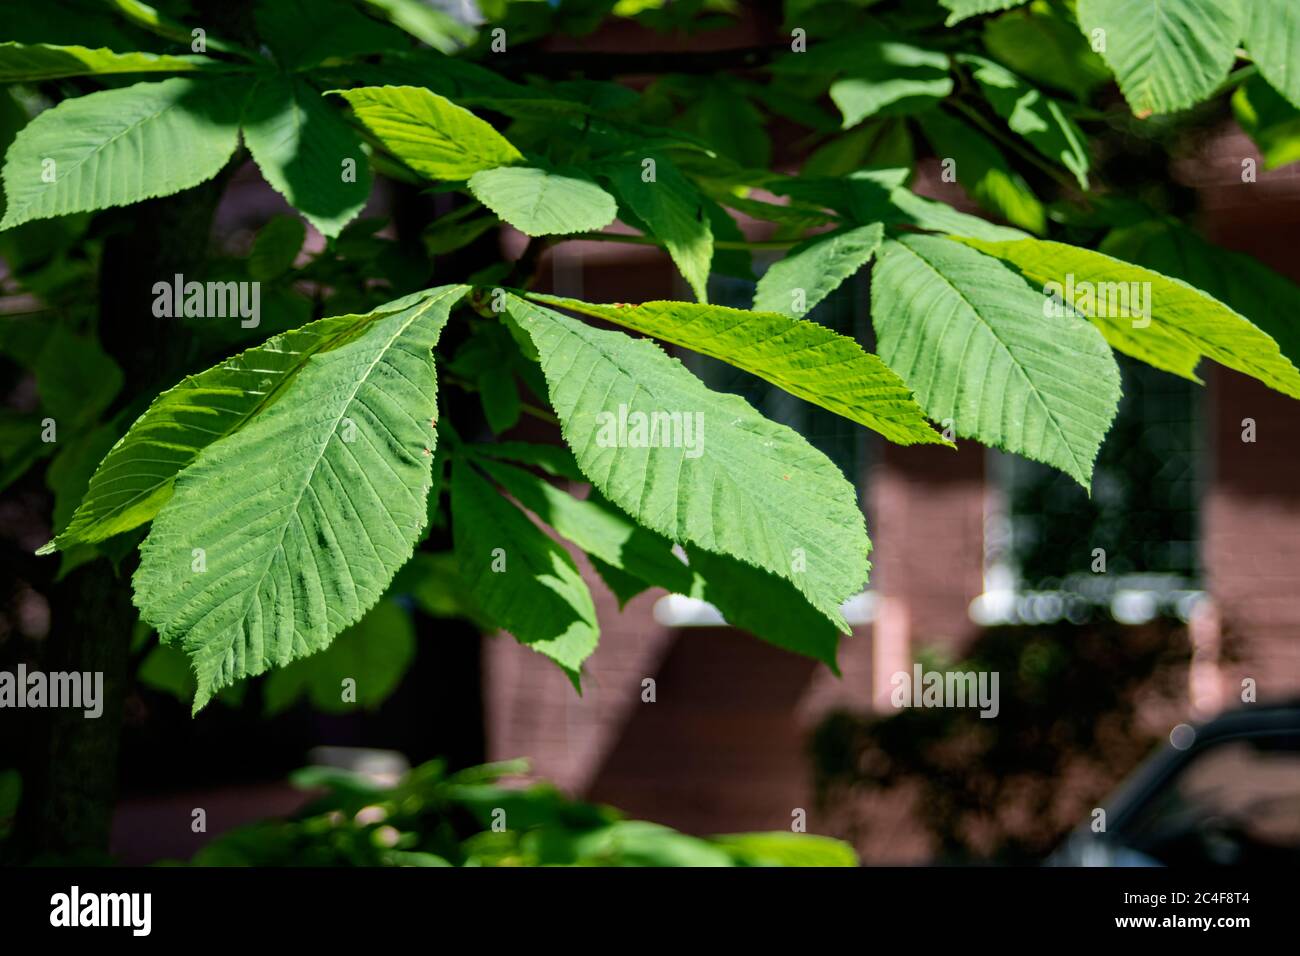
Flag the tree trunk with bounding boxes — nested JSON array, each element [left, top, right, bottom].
[[15, 173, 229, 860]]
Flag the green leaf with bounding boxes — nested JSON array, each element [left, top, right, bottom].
[[803, 119, 914, 178], [588, 553, 649, 607], [263, 598, 416, 715], [960, 54, 1090, 189], [962, 237, 1300, 399], [255, 0, 407, 70], [0, 76, 248, 230], [673, 83, 772, 168], [335, 86, 523, 181], [470, 440, 584, 481], [753, 222, 883, 316], [1241, 0, 1300, 110], [0, 42, 226, 81], [705, 188, 833, 231], [423, 203, 498, 254], [1098, 219, 1300, 369], [564, 821, 735, 867], [0, 320, 122, 430], [46, 422, 121, 541], [474, 456, 695, 595], [502, 294, 870, 630], [477, 454, 844, 667], [360, 0, 477, 53], [916, 110, 1046, 233], [683, 546, 842, 669], [243, 74, 373, 238], [467, 166, 617, 237], [391, 550, 490, 626], [776, 170, 1028, 241], [138, 643, 200, 704], [982, 2, 1111, 101], [106, 0, 254, 57], [887, 186, 1030, 241], [450, 459, 599, 682], [341, 50, 584, 118], [478, 371, 521, 434], [0, 409, 51, 496], [42, 289, 452, 554], [131, 286, 466, 711], [1233, 76, 1300, 169], [871, 236, 1120, 489], [602, 154, 712, 303], [710, 831, 858, 867], [530, 291, 945, 447], [702, 196, 753, 281], [249, 215, 306, 281], [940, 0, 1030, 26], [1076, 0, 1242, 116], [827, 43, 953, 129]]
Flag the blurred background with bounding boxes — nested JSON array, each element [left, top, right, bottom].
[[2, 0, 1299, 866]]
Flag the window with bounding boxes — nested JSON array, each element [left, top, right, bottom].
[[977, 356, 1204, 625]]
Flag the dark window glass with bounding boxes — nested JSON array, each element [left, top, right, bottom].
[[997, 355, 1202, 588]]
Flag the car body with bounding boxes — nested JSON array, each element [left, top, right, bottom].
[[1050, 702, 1300, 866]]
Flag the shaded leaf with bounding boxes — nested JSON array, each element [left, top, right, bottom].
[[982, 2, 1110, 101], [249, 215, 306, 281], [827, 43, 952, 129], [263, 598, 416, 715], [450, 459, 599, 682], [243, 74, 373, 238], [0, 41, 225, 81], [1233, 76, 1300, 170], [361, 0, 476, 53], [602, 153, 712, 303], [255, 0, 407, 70], [960, 53, 1089, 188], [916, 110, 1046, 233]]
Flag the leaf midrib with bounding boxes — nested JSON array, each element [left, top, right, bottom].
[[164, 288, 459, 653], [4, 84, 187, 224], [50, 303, 414, 550], [894, 239, 1092, 481], [523, 298, 859, 622]]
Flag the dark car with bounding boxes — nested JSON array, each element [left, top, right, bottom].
[[1050, 702, 1300, 866]]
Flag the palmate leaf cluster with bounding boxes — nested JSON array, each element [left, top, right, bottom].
[[4, 0, 1300, 711]]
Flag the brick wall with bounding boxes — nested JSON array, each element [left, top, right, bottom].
[[1194, 127, 1300, 704]]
